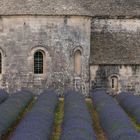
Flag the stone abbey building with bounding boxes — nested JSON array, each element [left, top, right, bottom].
[[0, 0, 140, 95]]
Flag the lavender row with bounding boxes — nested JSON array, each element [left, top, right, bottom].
[[117, 92, 140, 124], [0, 89, 8, 104], [0, 90, 33, 138], [60, 90, 97, 140], [91, 89, 140, 140], [10, 90, 58, 140]]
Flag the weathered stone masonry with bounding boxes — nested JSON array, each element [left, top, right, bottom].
[[1, 0, 140, 95], [90, 65, 140, 95], [0, 16, 90, 95], [90, 19, 140, 95]]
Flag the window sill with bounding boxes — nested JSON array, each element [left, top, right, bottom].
[[34, 74, 47, 79], [74, 77, 81, 80]]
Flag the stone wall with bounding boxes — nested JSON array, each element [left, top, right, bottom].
[[0, 16, 91, 95], [90, 65, 140, 95], [1, 0, 140, 17], [91, 18, 140, 64], [90, 18, 140, 95]]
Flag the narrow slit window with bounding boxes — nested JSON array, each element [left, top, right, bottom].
[[110, 76, 118, 91], [112, 78, 114, 88], [74, 50, 81, 76], [34, 51, 43, 74]]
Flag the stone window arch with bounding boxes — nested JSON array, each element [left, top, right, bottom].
[[29, 46, 49, 76], [74, 50, 82, 76]]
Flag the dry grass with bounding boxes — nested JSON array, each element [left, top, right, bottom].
[[86, 99, 107, 140], [128, 114, 140, 133], [51, 99, 64, 140], [52, 99, 107, 140]]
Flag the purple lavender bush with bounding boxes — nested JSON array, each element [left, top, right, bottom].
[[0, 89, 8, 104], [91, 89, 140, 140], [10, 90, 58, 140], [117, 92, 140, 124], [60, 90, 97, 140], [0, 90, 33, 138]]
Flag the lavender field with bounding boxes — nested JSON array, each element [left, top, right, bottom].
[[0, 89, 140, 140]]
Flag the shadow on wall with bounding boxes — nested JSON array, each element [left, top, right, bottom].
[[92, 65, 120, 95]]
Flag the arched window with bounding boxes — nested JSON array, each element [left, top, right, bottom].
[[0, 53, 1, 74], [34, 51, 43, 74], [74, 50, 81, 76], [110, 76, 118, 91]]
